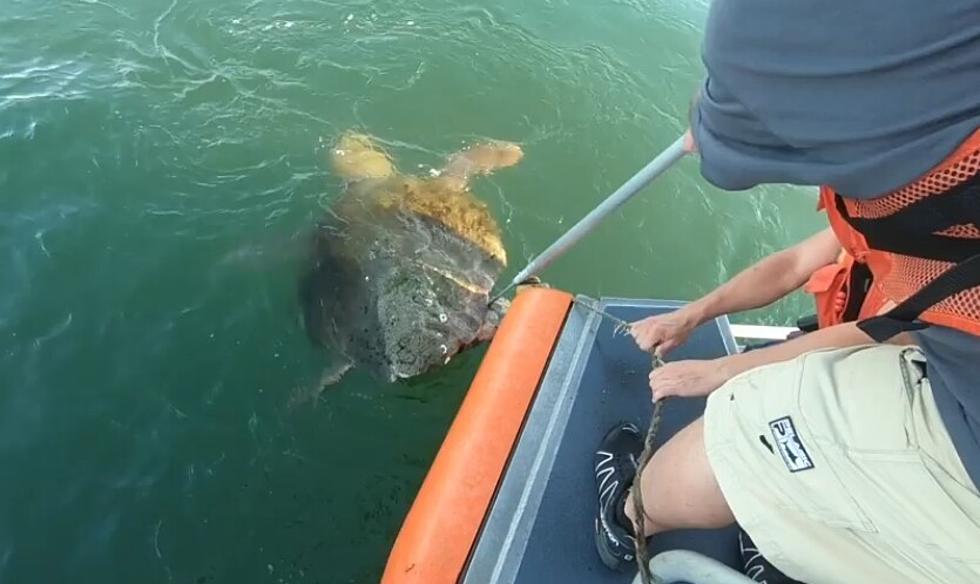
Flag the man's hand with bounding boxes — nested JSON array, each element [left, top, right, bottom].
[[648, 359, 730, 401], [683, 128, 698, 153], [629, 308, 701, 356]]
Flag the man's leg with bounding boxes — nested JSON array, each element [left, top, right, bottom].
[[623, 417, 735, 536], [593, 416, 735, 571]]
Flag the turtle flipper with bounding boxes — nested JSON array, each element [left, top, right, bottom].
[[319, 358, 354, 387], [287, 358, 354, 409], [442, 140, 523, 184], [330, 131, 396, 181]]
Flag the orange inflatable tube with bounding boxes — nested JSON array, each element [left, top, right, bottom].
[[382, 287, 573, 584]]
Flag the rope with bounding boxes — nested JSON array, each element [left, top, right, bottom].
[[572, 298, 666, 584], [573, 297, 634, 333], [632, 376, 665, 584]]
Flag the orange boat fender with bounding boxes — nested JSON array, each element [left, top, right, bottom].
[[382, 287, 573, 584]]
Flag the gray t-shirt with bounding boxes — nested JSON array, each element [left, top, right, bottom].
[[695, 0, 980, 198], [915, 328, 980, 486], [695, 0, 980, 486]]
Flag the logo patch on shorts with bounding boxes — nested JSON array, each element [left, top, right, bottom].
[[769, 416, 814, 473]]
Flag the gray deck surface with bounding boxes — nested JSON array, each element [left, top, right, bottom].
[[464, 297, 740, 584]]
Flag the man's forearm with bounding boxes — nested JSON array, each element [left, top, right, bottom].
[[684, 228, 841, 326], [719, 323, 915, 380], [686, 250, 810, 325]]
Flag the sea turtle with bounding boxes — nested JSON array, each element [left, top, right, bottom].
[[299, 131, 522, 385]]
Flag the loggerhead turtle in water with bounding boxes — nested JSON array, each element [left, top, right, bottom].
[[299, 131, 522, 385]]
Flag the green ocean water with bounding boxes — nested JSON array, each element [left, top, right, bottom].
[[0, 0, 825, 582]]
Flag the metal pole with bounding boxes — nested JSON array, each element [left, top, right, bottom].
[[491, 134, 687, 302]]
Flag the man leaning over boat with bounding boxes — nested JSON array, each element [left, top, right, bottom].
[[593, 1, 980, 582]]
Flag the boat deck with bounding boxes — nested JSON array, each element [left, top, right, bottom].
[[464, 297, 741, 584]]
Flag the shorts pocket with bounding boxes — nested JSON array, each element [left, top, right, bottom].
[[764, 433, 878, 533], [846, 449, 980, 580], [723, 356, 879, 533]]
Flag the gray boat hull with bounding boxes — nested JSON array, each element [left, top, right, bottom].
[[464, 297, 740, 584]]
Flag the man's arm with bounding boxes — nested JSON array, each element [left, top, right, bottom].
[[722, 322, 914, 378], [688, 227, 841, 323], [632, 227, 842, 354], [648, 321, 916, 401]]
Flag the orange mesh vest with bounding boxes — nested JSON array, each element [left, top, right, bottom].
[[820, 129, 980, 340]]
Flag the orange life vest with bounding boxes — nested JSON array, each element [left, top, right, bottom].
[[804, 249, 887, 329], [820, 129, 980, 341]]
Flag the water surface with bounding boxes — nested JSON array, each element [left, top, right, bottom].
[[0, 0, 824, 581]]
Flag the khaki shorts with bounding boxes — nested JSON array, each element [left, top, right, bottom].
[[704, 345, 980, 584]]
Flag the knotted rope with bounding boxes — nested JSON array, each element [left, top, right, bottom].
[[573, 298, 667, 584]]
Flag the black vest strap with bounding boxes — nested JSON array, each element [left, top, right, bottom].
[[834, 171, 980, 263], [841, 261, 872, 323], [857, 252, 980, 341]]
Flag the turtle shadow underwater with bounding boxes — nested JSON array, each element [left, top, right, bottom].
[[298, 131, 523, 391]]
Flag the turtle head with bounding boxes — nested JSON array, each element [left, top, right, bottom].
[[475, 296, 509, 342]]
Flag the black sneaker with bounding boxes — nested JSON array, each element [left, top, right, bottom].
[[594, 422, 643, 571], [740, 527, 805, 583]]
